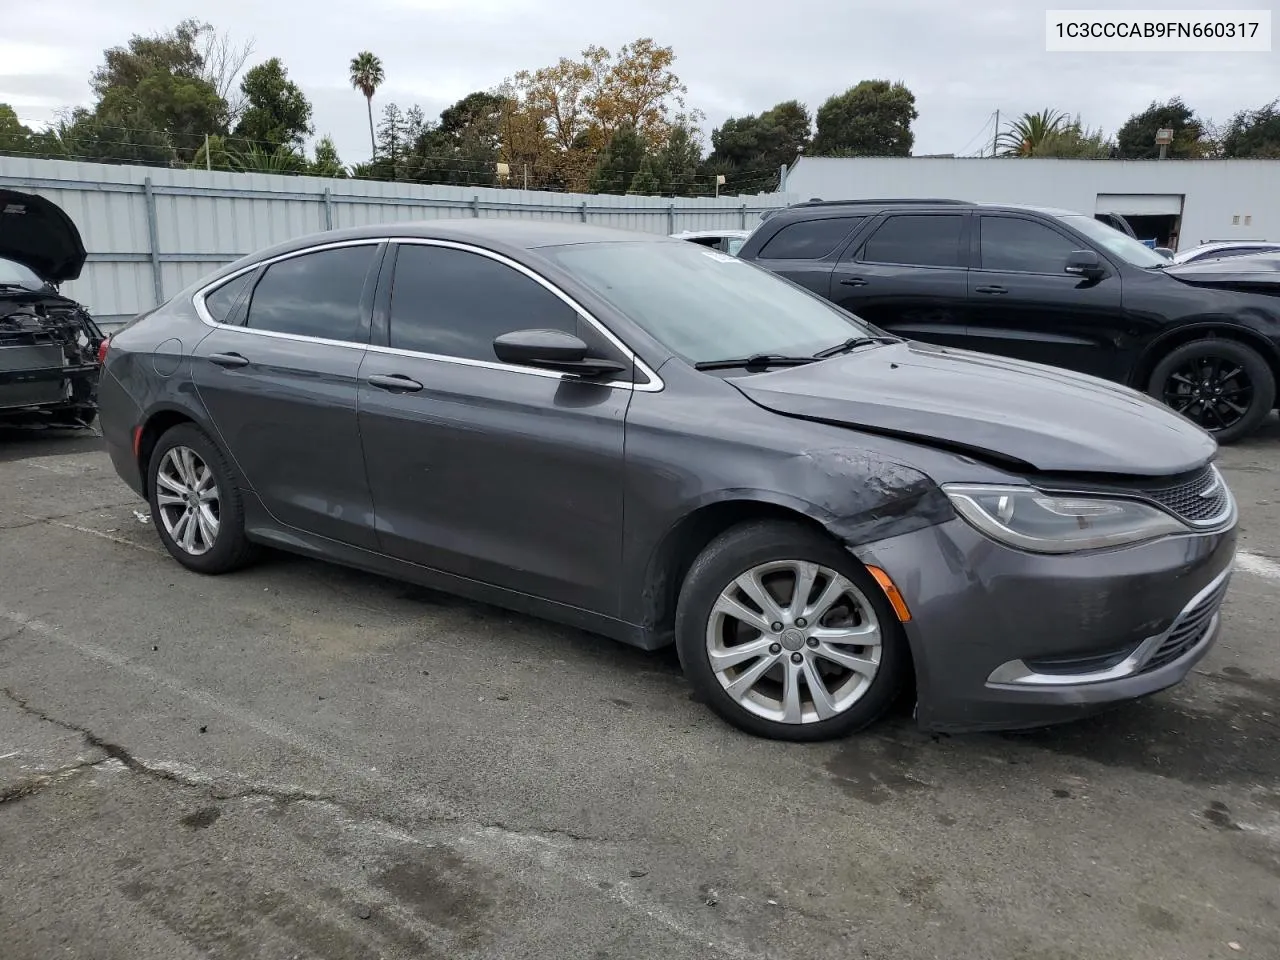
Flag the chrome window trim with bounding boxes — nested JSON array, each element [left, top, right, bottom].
[[191, 235, 665, 393]]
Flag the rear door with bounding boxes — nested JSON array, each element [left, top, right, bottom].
[[747, 216, 867, 296], [965, 213, 1129, 380], [189, 240, 384, 549], [828, 212, 972, 346]]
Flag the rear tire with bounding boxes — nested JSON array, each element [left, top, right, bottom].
[[147, 423, 258, 574], [1147, 339, 1275, 444], [674, 519, 908, 741]]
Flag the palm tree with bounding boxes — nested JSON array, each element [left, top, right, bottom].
[[996, 109, 1069, 157], [349, 51, 385, 159]]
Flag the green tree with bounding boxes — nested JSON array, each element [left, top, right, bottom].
[[590, 124, 647, 193], [227, 143, 306, 174], [233, 57, 313, 150], [191, 133, 232, 170], [706, 100, 810, 192], [0, 104, 33, 155], [811, 80, 916, 157], [85, 19, 230, 163], [1116, 98, 1205, 159], [310, 135, 347, 177], [1221, 99, 1280, 158], [1031, 116, 1114, 158], [57, 103, 176, 165], [995, 109, 1068, 156], [628, 155, 660, 194], [653, 121, 702, 196], [349, 51, 384, 159], [375, 102, 407, 172]]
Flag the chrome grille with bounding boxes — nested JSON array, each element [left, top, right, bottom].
[[1141, 575, 1230, 673], [1135, 465, 1230, 525]]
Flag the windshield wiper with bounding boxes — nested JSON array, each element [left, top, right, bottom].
[[693, 353, 817, 371], [812, 335, 899, 359]]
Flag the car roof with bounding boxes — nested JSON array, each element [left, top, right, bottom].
[[763, 198, 1086, 220], [249, 218, 669, 260]]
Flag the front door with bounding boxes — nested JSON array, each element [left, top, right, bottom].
[[828, 212, 972, 347], [190, 241, 384, 549], [965, 214, 1129, 381], [356, 240, 632, 616]]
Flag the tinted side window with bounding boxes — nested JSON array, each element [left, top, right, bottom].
[[244, 245, 377, 342], [980, 217, 1078, 273], [758, 217, 864, 259], [860, 215, 964, 267], [202, 271, 254, 324], [388, 244, 579, 362]]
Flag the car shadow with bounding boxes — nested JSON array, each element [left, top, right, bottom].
[[0, 423, 104, 463]]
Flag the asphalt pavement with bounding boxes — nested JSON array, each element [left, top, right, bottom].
[[1, 418, 1278, 960]]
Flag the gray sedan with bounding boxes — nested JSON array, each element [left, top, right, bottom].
[[97, 220, 1238, 741]]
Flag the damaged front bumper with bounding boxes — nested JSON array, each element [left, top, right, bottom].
[[848, 516, 1238, 733], [1, 303, 103, 422]]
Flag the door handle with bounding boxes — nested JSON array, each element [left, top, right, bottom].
[[367, 373, 424, 393], [208, 352, 249, 368], [839, 277, 869, 287], [974, 285, 1008, 295]]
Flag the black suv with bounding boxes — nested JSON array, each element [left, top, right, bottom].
[[738, 199, 1280, 443]]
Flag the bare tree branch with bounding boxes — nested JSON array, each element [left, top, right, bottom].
[[198, 26, 256, 123]]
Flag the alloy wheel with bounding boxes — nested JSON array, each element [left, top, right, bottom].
[[705, 559, 882, 725], [1162, 356, 1255, 432], [155, 445, 221, 556]]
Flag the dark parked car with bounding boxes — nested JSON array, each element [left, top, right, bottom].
[[738, 199, 1280, 443], [1, 189, 105, 427], [98, 221, 1237, 741]]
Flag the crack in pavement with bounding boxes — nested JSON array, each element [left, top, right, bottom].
[[0, 756, 116, 805], [0, 686, 635, 844], [1, 686, 335, 808]]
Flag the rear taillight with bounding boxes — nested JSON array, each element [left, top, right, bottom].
[[96, 337, 110, 364]]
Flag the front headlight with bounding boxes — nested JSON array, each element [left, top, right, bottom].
[[942, 484, 1187, 554]]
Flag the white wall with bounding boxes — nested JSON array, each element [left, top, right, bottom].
[[783, 157, 1280, 251]]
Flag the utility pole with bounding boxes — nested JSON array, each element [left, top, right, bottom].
[[204, 133, 212, 171], [524, 163, 529, 190], [991, 110, 999, 157]]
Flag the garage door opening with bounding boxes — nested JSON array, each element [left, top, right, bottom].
[[1095, 194, 1186, 252]]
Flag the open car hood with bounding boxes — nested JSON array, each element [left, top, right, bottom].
[[0, 189, 87, 283], [728, 341, 1216, 477], [1163, 252, 1280, 291]]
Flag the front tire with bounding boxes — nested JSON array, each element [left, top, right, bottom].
[[147, 423, 257, 574], [1147, 339, 1275, 444], [674, 520, 909, 741]]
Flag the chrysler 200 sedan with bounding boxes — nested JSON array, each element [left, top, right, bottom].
[[97, 220, 1238, 741]]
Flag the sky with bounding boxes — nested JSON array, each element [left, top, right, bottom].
[[0, 0, 1275, 167]]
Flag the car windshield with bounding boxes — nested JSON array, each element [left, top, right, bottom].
[[0, 255, 46, 290], [1059, 215, 1169, 268], [542, 240, 872, 364]]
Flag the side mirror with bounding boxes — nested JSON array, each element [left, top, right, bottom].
[[1064, 249, 1105, 279], [492, 328, 628, 379]]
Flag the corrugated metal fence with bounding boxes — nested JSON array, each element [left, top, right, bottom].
[[0, 156, 794, 328]]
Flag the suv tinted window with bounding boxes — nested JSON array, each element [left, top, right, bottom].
[[758, 217, 864, 259], [388, 244, 579, 362], [202, 271, 254, 324], [860, 214, 964, 267], [980, 217, 1078, 273], [244, 245, 377, 342]]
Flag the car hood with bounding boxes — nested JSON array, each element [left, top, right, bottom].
[[728, 340, 1216, 476], [1162, 252, 1280, 291], [0, 189, 87, 283]]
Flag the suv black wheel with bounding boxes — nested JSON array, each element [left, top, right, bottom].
[[146, 423, 258, 574], [674, 519, 909, 741], [1148, 339, 1276, 444]]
